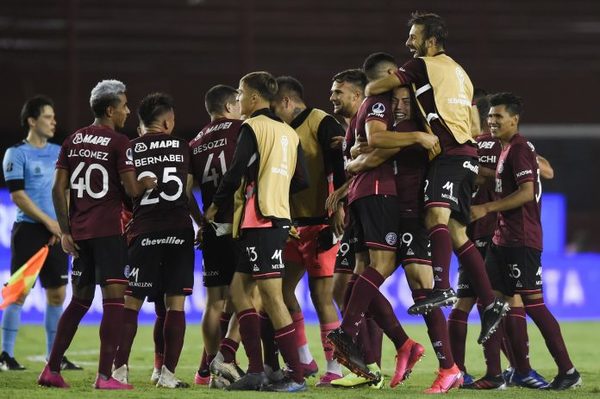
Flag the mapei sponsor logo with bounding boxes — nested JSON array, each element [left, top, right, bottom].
[[516, 169, 533, 178], [462, 160, 479, 174], [72, 133, 112, 146], [150, 140, 180, 150], [141, 236, 186, 246], [134, 142, 148, 153], [478, 140, 496, 149]]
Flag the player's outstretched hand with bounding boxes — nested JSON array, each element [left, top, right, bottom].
[[61, 233, 80, 258], [204, 203, 218, 224]]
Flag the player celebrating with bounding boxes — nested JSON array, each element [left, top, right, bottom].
[[111, 92, 194, 388], [471, 92, 581, 390], [204, 71, 308, 392], [189, 84, 244, 387], [1, 96, 81, 371], [271, 75, 346, 386], [38, 79, 155, 389], [366, 11, 508, 345]]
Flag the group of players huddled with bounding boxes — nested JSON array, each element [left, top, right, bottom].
[[1, 10, 582, 394]]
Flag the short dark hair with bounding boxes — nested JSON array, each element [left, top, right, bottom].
[[20, 95, 54, 129], [408, 11, 448, 47], [205, 85, 238, 116], [473, 88, 490, 124], [489, 92, 523, 117], [137, 92, 175, 127], [240, 71, 278, 102], [362, 52, 397, 81], [331, 69, 368, 92], [275, 76, 304, 102]]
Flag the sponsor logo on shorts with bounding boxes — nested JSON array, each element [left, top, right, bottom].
[[458, 283, 470, 289], [203, 270, 219, 277], [462, 160, 479, 174], [129, 281, 153, 288], [441, 192, 458, 204], [141, 236, 185, 246], [406, 248, 415, 256], [71, 270, 82, 276], [385, 232, 397, 246]]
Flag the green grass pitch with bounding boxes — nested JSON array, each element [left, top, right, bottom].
[[1, 321, 598, 398]]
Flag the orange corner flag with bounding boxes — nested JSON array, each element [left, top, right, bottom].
[[0, 245, 49, 310]]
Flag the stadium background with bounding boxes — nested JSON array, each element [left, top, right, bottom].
[[0, 0, 599, 323]]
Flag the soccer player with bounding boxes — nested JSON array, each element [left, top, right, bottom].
[[111, 92, 194, 388], [346, 53, 461, 393], [1, 96, 80, 371], [471, 92, 581, 390], [204, 71, 308, 392], [271, 76, 346, 386], [37, 79, 155, 389], [189, 84, 244, 387], [327, 53, 438, 385], [366, 11, 508, 345], [327, 69, 367, 311]]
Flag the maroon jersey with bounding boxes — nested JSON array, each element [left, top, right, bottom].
[[469, 133, 501, 239], [56, 124, 134, 240], [128, 133, 192, 238], [347, 93, 397, 204], [190, 118, 242, 223], [393, 119, 428, 216], [492, 133, 542, 250], [395, 57, 477, 158]]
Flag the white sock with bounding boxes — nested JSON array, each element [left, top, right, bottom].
[[326, 359, 342, 375], [298, 344, 313, 364]]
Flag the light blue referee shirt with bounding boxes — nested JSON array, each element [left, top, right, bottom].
[[2, 140, 61, 223]]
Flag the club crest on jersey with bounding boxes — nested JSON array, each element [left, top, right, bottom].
[[385, 232, 397, 246], [371, 102, 386, 115], [134, 142, 148, 153]]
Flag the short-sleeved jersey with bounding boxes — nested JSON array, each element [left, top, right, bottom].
[[469, 133, 501, 239], [347, 93, 397, 204], [129, 133, 192, 238], [492, 134, 542, 250], [3, 141, 61, 223], [392, 119, 428, 216], [395, 57, 477, 158], [56, 124, 134, 240], [189, 118, 242, 223]]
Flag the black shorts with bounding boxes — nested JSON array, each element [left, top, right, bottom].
[[237, 227, 288, 279], [485, 244, 543, 297], [396, 217, 431, 267], [350, 195, 399, 252], [457, 236, 491, 298], [10, 222, 68, 289], [334, 227, 357, 274], [201, 227, 240, 287], [72, 234, 129, 287], [126, 228, 195, 299], [424, 155, 478, 225]]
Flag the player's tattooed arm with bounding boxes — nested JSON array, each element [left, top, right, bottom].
[[52, 168, 80, 257]]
